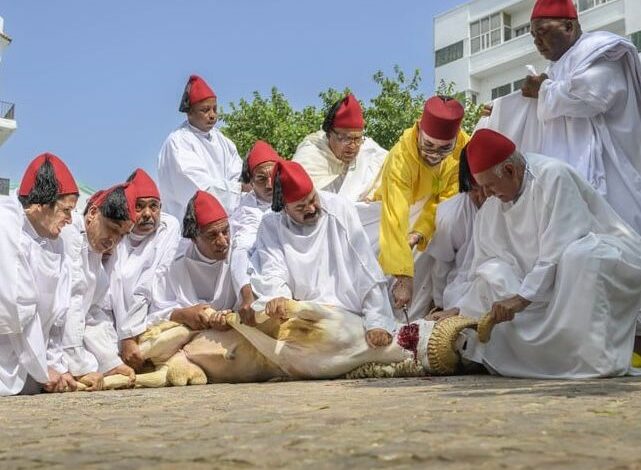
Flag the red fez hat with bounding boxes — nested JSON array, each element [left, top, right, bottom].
[[247, 140, 282, 174], [274, 160, 314, 204], [92, 183, 138, 221], [531, 0, 577, 19], [179, 75, 216, 112], [193, 190, 228, 228], [18, 152, 78, 197], [129, 168, 160, 200], [420, 96, 464, 140], [332, 94, 364, 129], [467, 129, 516, 175]]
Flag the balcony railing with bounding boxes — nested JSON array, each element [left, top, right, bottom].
[[0, 100, 15, 120]]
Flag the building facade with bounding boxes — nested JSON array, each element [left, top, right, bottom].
[[0, 15, 16, 194], [434, 0, 641, 104]]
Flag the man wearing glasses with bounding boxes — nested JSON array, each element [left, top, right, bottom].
[[293, 94, 387, 202], [373, 96, 469, 318]]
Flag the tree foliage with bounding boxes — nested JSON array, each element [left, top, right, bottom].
[[219, 67, 482, 158]]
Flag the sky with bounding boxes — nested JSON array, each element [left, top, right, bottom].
[[0, 0, 463, 189]]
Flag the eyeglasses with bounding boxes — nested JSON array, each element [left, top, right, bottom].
[[331, 131, 365, 146], [418, 132, 457, 157]]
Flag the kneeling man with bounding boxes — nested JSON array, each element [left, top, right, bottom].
[[251, 160, 396, 347], [148, 191, 237, 331], [448, 129, 641, 378], [0, 153, 79, 395]]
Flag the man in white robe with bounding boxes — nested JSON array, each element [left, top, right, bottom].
[[148, 190, 237, 331], [60, 184, 137, 385], [485, 0, 641, 234], [292, 94, 386, 201], [442, 129, 641, 379], [104, 169, 181, 371], [0, 154, 81, 395], [230, 140, 282, 325], [250, 160, 396, 346], [425, 147, 485, 313], [157, 74, 243, 219]]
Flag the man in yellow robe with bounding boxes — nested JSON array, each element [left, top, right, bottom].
[[373, 96, 469, 310]]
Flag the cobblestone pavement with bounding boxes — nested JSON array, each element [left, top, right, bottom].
[[1, 376, 641, 469]]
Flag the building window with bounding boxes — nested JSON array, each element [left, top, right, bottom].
[[631, 31, 641, 52], [470, 12, 511, 54], [513, 79, 525, 92], [513, 23, 530, 38], [435, 41, 464, 67], [491, 83, 511, 100], [577, 0, 613, 12]]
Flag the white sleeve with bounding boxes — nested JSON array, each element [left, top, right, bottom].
[[163, 137, 242, 214], [46, 323, 68, 374], [249, 218, 292, 311], [537, 59, 626, 121], [430, 258, 454, 309], [517, 172, 594, 303], [83, 306, 122, 373], [361, 284, 396, 334], [115, 220, 181, 339], [230, 208, 263, 291]]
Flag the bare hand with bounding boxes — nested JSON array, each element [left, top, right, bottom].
[[77, 372, 104, 392], [425, 307, 459, 322], [238, 285, 256, 326], [265, 297, 290, 320], [44, 368, 78, 393], [407, 232, 424, 249], [105, 364, 135, 388], [121, 337, 144, 371], [392, 276, 413, 309], [171, 304, 212, 330], [481, 103, 493, 117], [366, 329, 393, 348], [490, 295, 531, 324], [209, 309, 231, 331], [521, 73, 548, 98]]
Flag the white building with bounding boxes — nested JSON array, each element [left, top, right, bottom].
[[434, 0, 641, 104], [0, 15, 16, 194], [0, 16, 16, 148]]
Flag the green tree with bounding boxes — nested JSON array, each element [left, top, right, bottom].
[[363, 65, 425, 150], [219, 87, 322, 159], [219, 67, 484, 159]]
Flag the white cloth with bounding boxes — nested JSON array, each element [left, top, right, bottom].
[[480, 31, 641, 234], [457, 154, 641, 378], [229, 191, 272, 291], [148, 240, 238, 325], [157, 121, 243, 220], [250, 191, 396, 333], [108, 213, 181, 339], [426, 193, 477, 310], [0, 196, 70, 395], [59, 215, 113, 376], [292, 130, 387, 202]]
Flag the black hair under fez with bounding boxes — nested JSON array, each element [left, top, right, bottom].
[[98, 187, 130, 221], [271, 170, 285, 213], [458, 145, 475, 193], [178, 84, 191, 113], [182, 193, 199, 239], [240, 157, 252, 184], [18, 158, 60, 208], [321, 97, 344, 134]]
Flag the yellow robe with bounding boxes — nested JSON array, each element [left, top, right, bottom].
[[373, 123, 469, 277]]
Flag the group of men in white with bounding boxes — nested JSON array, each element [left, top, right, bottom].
[[2, 0, 641, 395]]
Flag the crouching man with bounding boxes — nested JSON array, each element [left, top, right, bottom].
[[147, 190, 238, 331], [251, 160, 396, 347], [60, 183, 137, 387], [442, 129, 641, 378], [0, 154, 80, 395]]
